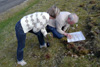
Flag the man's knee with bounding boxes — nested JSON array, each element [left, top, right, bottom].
[[54, 34, 64, 39], [57, 35, 63, 39]]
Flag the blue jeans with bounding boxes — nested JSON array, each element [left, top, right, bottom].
[[15, 21, 45, 61], [46, 25, 64, 39]]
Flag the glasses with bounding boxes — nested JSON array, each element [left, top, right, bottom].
[[67, 18, 75, 25]]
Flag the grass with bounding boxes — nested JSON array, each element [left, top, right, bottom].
[[0, 0, 100, 67], [0, 0, 40, 32]]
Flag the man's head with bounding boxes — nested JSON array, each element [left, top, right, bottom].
[[67, 13, 79, 25], [47, 5, 60, 19]]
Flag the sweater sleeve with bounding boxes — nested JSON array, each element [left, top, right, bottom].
[[56, 20, 65, 34], [63, 24, 70, 32], [41, 28, 48, 37]]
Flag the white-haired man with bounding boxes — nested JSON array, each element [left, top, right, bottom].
[[47, 11, 79, 39]]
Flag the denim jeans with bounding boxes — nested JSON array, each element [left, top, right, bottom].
[[46, 25, 64, 39], [29, 30, 45, 46], [15, 21, 45, 61]]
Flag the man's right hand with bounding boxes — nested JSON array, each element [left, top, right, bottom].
[[63, 32, 72, 39]]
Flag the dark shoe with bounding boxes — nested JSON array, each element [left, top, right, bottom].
[[46, 42, 50, 47]]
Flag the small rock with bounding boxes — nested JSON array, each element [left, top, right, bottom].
[[76, 24, 78, 27], [91, 53, 94, 56], [72, 27, 75, 29]]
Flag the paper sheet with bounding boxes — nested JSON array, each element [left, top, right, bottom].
[[67, 31, 86, 42]]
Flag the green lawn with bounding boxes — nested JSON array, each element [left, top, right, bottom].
[[0, 0, 100, 67]]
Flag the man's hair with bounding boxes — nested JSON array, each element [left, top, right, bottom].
[[68, 13, 79, 23], [47, 5, 60, 18]]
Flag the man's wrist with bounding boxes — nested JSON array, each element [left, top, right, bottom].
[[63, 32, 68, 36]]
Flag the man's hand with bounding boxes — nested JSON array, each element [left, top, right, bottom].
[[67, 34, 72, 39], [63, 32, 72, 39]]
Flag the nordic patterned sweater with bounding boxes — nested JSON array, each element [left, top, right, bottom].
[[20, 12, 50, 37]]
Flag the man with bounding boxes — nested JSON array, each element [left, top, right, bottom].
[[47, 11, 79, 39], [15, 5, 60, 66]]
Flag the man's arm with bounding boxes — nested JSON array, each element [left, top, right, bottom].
[[56, 21, 71, 38], [63, 24, 70, 32], [56, 20, 65, 34]]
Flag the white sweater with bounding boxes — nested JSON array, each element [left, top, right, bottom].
[[48, 11, 71, 34], [20, 12, 50, 36]]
